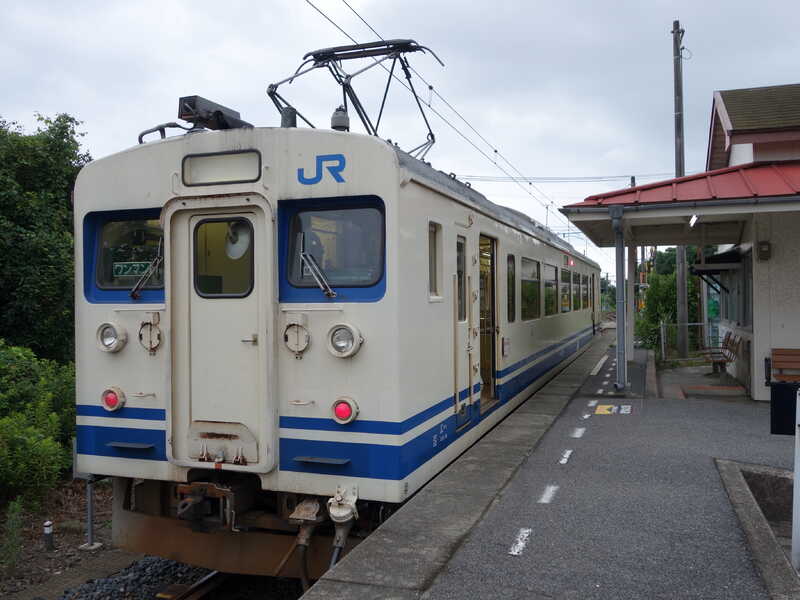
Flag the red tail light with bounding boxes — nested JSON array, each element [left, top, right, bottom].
[[332, 398, 358, 424], [101, 387, 125, 412]]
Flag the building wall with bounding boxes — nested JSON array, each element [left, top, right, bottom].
[[748, 212, 800, 401], [729, 143, 754, 166], [754, 141, 800, 162]]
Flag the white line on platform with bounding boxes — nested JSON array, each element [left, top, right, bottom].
[[582, 413, 591, 420], [590, 355, 608, 376], [596, 388, 604, 394], [587, 400, 598, 407], [538, 485, 559, 504], [602, 381, 609, 386], [559, 449, 573, 464], [508, 528, 532, 555], [570, 427, 586, 438]]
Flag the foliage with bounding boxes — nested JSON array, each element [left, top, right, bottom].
[[0, 413, 65, 504], [0, 339, 75, 447], [0, 114, 90, 362], [0, 339, 73, 502], [0, 498, 24, 575], [635, 272, 699, 353]]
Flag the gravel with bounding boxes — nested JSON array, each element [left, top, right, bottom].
[[55, 556, 210, 600], [52, 555, 303, 600]]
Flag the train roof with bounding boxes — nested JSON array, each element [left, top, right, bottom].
[[393, 148, 600, 270]]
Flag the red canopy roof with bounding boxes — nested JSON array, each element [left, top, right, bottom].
[[566, 160, 800, 208]]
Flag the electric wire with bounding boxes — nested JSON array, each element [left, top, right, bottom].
[[308, 0, 611, 261], [336, 0, 617, 261]]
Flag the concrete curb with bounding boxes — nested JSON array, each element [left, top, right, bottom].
[[716, 458, 800, 600], [302, 338, 612, 599]]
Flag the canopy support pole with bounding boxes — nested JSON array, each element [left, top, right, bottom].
[[611, 206, 626, 390]]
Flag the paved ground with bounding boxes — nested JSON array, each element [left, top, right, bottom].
[[422, 349, 793, 599]]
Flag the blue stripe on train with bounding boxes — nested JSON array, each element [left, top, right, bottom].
[[281, 331, 594, 479], [495, 325, 592, 379], [279, 383, 481, 435], [76, 329, 594, 472], [76, 405, 166, 420], [76, 425, 167, 461]]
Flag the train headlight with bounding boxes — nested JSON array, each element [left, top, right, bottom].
[[332, 397, 358, 424], [327, 323, 363, 358], [96, 322, 127, 353], [101, 387, 126, 412]]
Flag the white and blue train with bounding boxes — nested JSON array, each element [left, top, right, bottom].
[[73, 92, 600, 578]]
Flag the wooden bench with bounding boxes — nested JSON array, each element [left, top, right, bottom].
[[703, 333, 741, 373], [765, 348, 800, 385]]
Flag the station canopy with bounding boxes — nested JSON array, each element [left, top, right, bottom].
[[560, 160, 800, 247]]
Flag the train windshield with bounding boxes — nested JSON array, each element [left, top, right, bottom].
[[288, 206, 383, 288], [96, 219, 164, 289]]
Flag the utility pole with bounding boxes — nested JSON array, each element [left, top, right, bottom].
[[672, 19, 689, 358]]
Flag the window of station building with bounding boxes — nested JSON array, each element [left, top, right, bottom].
[[720, 252, 752, 328], [457, 235, 466, 321], [507, 254, 516, 322], [560, 268, 572, 313], [194, 218, 254, 297], [96, 218, 164, 289], [544, 264, 558, 316], [521, 258, 541, 320], [572, 271, 581, 311], [429, 222, 442, 297], [581, 274, 589, 309]]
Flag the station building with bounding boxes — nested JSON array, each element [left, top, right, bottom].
[[561, 83, 800, 401]]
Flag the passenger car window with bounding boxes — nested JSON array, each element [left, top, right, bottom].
[[544, 264, 558, 316], [521, 258, 541, 320], [507, 254, 516, 322], [561, 269, 572, 313]]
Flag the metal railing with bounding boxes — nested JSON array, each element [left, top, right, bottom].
[[658, 321, 719, 360]]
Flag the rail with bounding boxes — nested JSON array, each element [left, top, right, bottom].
[[155, 571, 230, 600]]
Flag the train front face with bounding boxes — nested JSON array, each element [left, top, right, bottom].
[[73, 125, 401, 573]]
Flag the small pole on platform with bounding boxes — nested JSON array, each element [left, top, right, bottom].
[[43, 520, 54, 551], [79, 475, 103, 551], [792, 387, 800, 569]]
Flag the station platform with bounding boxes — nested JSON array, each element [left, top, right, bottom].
[[302, 337, 794, 599]]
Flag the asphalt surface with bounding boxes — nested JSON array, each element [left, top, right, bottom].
[[422, 349, 793, 599]]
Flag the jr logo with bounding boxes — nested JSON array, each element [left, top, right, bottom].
[[297, 154, 346, 185]]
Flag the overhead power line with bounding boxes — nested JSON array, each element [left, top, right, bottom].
[[306, 0, 613, 262]]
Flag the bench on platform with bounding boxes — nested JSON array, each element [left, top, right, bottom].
[[703, 332, 741, 373], [765, 348, 800, 384]]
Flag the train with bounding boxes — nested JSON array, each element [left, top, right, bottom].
[[74, 66, 600, 582]]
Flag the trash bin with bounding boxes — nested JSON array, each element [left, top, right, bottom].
[[770, 382, 800, 436]]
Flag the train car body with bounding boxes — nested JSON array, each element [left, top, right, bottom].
[[74, 123, 600, 575]]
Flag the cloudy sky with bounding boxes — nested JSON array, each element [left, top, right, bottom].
[[3, 0, 798, 277]]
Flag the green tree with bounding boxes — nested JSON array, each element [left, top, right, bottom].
[[0, 115, 90, 361]]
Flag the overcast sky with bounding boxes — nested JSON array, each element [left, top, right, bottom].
[[3, 0, 799, 278]]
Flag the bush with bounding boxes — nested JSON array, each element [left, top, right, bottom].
[[0, 498, 24, 575], [0, 413, 64, 503], [0, 339, 75, 447]]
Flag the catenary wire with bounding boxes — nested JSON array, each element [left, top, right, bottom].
[[336, 0, 619, 262], [308, 0, 612, 261]]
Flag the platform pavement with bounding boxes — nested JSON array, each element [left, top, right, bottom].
[[302, 334, 614, 599]]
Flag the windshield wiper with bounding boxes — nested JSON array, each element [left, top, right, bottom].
[[130, 237, 163, 300], [298, 232, 337, 298]]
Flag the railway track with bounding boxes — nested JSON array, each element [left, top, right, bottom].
[[155, 571, 230, 600]]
